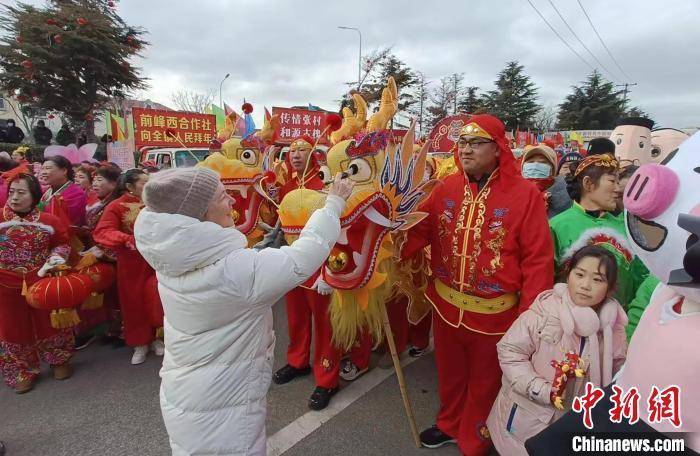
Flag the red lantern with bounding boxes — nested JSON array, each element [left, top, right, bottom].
[[53, 34, 63, 44], [20, 59, 33, 69], [76, 17, 88, 26], [26, 269, 92, 329], [46, 18, 58, 26], [80, 263, 116, 293]]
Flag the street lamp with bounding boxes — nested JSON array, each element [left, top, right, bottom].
[[338, 26, 362, 90], [219, 73, 230, 108]]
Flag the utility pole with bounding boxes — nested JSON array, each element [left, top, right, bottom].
[[615, 82, 638, 110]]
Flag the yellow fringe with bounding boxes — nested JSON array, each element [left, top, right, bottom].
[[21, 277, 28, 296], [329, 259, 394, 351], [50, 308, 81, 329], [81, 293, 104, 310], [155, 327, 164, 339]]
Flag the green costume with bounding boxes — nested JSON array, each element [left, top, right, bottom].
[[625, 274, 661, 341], [549, 202, 648, 308]]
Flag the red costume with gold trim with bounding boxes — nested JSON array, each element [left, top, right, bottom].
[[93, 193, 163, 347], [0, 206, 74, 388], [402, 115, 554, 455], [279, 136, 372, 388]]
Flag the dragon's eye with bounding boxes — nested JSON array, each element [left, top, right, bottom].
[[347, 158, 371, 182], [318, 165, 332, 184], [240, 149, 257, 165]]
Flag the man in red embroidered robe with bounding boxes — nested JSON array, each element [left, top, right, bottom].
[[401, 114, 554, 455]]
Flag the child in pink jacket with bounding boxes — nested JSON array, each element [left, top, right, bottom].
[[487, 245, 628, 456]]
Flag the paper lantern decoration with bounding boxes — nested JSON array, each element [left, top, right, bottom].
[[26, 268, 92, 329], [80, 262, 116, 293]]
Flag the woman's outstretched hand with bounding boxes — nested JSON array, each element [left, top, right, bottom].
[[327, 173, 355, 201]]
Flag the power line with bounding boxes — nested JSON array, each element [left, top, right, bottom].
[[576, 0, 632, 81], [547, 0, 620, 82], [525, 0, 596, 72]]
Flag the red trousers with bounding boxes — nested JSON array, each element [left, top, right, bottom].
[[285, 287, 371, 389], [433, 313, 502, 456], [0, 286, 74, 388], [386, 296, 432, 354], [116, 249, 163, 347]]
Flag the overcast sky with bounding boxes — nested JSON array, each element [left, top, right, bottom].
[[41, 0, 700, 127]]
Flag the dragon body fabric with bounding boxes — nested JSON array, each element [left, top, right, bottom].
[[277, 78, 435, 350]]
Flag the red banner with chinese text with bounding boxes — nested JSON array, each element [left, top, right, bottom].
[[272, 107, 330, 145], [132, 108, 216, 148]]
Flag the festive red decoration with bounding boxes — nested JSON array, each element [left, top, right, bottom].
[[26, 272, 91, 308], [80, 263, 116, 293], [85, 113, 94, 121], [76, 17, 88, 26], [53, 34, 63, 44], [47, 114, 55, 120], [46, 18, 58, 26], [15, 35, 22, 44], [242, 102, 254, 114], [263, 171, 277, 183], [26, 270, 92, 329], [326, 113, 342, 132], [16, 95, 28, 102], [20, 59, 33, 69], [550, 351, 586, 409]]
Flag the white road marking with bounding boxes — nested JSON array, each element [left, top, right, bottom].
[[266, 345, 433, 456]]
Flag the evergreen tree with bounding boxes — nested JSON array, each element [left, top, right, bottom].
[[556, 70, 627, 130], [0, 0, 148, 141], [457, 86, 481, 114], [480, 61, 541, 130]]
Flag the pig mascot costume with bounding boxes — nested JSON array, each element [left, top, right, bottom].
[[525, 132, 700, 454]]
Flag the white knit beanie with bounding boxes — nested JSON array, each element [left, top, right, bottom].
[[142, 167, 220, 221]]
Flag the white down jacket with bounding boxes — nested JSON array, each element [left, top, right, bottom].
[[134, 196, 344, 456]]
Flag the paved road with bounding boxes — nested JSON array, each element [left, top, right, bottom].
[[1, 301, 470, 456]]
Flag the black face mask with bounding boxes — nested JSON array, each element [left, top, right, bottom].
[[668, 213, 700, 288]]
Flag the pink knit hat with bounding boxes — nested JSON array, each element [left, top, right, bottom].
[[142, 167, 221, 221]]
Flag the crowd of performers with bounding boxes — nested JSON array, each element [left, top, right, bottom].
[[1, 79, 698, 456]]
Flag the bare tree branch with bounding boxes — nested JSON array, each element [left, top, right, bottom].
[[170, 89, 216, 113]]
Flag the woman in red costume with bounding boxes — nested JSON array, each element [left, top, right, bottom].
[[39, 155, 87, 227], [0, 171, 74, 393], [93, 169, 163, 365]]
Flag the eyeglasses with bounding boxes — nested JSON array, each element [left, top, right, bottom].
[[457, 139, 494, 149]]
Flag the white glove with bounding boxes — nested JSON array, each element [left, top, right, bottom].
[[313, 277, 334, 296], [47, 255, 66, 266], [79, 246, 105, 259], [37, 256, 66, 277]]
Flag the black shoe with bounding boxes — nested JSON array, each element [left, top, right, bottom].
[[272, 364, 311, 385], [408, 345, 428, 358], [308, 386, 338, 411], [420, 425, 456, 448], [74, 333, 96, 350]]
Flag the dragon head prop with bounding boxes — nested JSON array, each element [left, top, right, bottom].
[[279, 119, 435, 348], [199, 110, 281, 244]]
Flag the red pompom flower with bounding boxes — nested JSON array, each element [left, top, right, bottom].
[[20, 59, 33, 69], [242, 102, 253, 114], [326, 113, 342, 132]]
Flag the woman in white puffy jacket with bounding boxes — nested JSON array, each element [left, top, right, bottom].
[[133, 167, 353, 456]]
